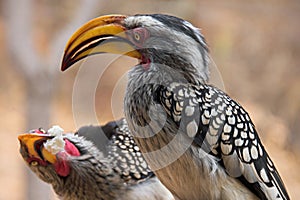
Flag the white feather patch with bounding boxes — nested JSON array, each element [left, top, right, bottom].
[[242, 148, 251, 162], [186, 120, 198, 137], [185, 106, 194, 116], [44, 125, 65, 154], [260, 168, 270, 183], [223, 124, 232, 134], [250, 146, 258, 160]]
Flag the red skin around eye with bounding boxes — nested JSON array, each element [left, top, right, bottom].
[[27, 157, 47, 166], [130, 28, 151, 70], [131, 27, 150, 48]]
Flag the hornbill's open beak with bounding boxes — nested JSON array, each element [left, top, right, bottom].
[[61, 14, 141, 71], [18, 133, 57, 164]]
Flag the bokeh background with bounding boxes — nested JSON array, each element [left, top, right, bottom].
[[0, 0, 299, 199]]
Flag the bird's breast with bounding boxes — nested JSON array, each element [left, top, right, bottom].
[[124, 113, 258, 200]]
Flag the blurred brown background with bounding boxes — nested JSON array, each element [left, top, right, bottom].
[[0, 0, 299, 199]]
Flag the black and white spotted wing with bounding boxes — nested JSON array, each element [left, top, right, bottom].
[[106, 119, 154, 185], [77, 119, 154, 185], [155, 82, 289, 200]]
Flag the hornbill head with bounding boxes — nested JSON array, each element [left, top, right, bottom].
[[18, 129, 91, 181], [18, 123, 174, 200], [18, 127, 119, 199], [61, 14, 210, 84]]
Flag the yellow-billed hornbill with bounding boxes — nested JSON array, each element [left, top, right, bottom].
[[18, 119, 174, 200], [60, 14, 290, 199]]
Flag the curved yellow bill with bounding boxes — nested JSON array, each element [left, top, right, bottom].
[[18, 133, 57, 164], [61, 14, 141, 71]]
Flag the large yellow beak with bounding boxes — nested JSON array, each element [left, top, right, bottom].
[[18, 133, 57, 164], [61, 14, 141, 71]]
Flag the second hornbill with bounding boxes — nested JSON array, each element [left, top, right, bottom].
[[18, 119, 173, 200], [61, 14, 290, 200]]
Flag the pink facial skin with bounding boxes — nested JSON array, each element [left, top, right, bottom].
[[54, 139, 81, 177]]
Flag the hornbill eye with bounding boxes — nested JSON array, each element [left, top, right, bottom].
[[30, 160, 39, 166], [133, 32, 141, 41], [130, 27, 149, 46]]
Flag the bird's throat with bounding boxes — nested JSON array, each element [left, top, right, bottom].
[[54, 140, 80, 177], [139, 56, 151, 70], [54, 151, 70, 177]]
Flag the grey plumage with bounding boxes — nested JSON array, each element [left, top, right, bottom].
[[60, 13, 290, 200], [18, 119, 174, 200], [123, 15, 289, 200]]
